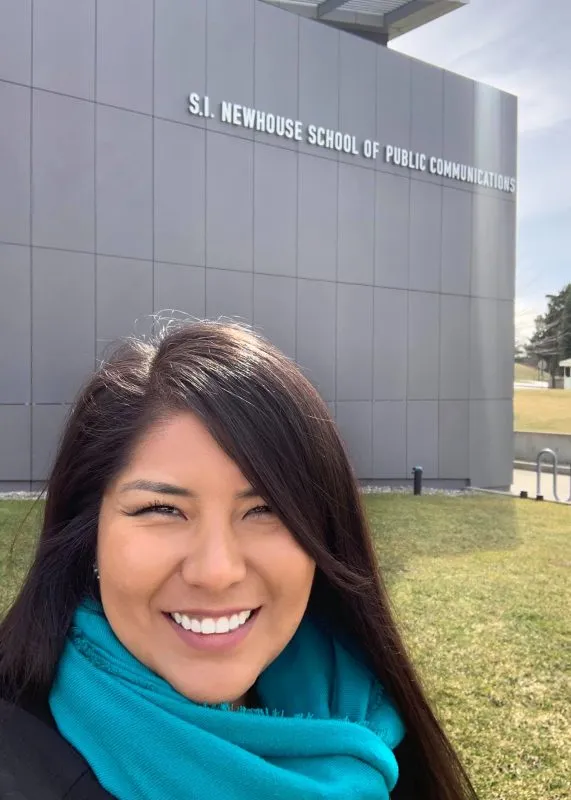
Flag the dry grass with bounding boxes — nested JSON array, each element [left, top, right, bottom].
[[514, 363, 541, 382], [367, 493, 570, 800], [514, 388, 571, 433], [2, 495, 570, 799]]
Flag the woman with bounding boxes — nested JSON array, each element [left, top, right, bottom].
[[0, 321, 478, 799]]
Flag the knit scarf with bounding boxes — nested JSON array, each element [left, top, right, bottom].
[[49, 600, 406, 800]]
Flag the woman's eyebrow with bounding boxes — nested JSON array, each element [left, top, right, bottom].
[[118, 480, 259, 500], [119, 480, 191, 496]]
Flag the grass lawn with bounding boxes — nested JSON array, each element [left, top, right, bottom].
[[514, 388, 571, 433], [2, 494, 570, 799]]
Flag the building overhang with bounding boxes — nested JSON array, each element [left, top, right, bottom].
[[261, 0, 469, 44]]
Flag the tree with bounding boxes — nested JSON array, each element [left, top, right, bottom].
[[526, 284, 571, 387], [561, 289, 571, 361]]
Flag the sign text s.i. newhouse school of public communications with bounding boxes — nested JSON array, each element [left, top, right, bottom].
[[188, 93, 516, 194]]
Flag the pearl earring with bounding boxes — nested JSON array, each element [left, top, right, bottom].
[[93, 564, 100, 581]]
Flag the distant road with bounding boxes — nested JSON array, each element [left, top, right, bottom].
[[514, 380, 549, 390]]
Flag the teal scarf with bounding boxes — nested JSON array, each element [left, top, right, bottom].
[[49, 600, 406, 800]]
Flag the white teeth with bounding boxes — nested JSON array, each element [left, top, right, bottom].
[[215, 617, 230, 634], [200, 618, 216, 635], [170, 610, 255, 635]]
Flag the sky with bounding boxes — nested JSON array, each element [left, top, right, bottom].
[[391, 0, 570, 344]]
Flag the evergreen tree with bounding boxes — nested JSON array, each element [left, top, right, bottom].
[[527, 284, 571, 386]]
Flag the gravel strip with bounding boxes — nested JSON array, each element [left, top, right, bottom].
[[360, 485, 477, 496], [1, 486, 478, 501]]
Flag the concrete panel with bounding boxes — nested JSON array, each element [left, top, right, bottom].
[[501, 93, 518, 178], [470, 298, 497, 400], [297, 154, 338, 281], [440, 295, 470, 400], [377, 48, 411, 168], [373, 401, 406, 479], [154, 120, 205, 266], [439, 400, 469, 479], [207, 0, 254, 138], [296, 279, 336, 402], [443, 72, 475, 168], [206, 132, 253, 271], [154, 0, 206, 126], [469, 400, 513, 488], [96, 106, 152, 260], [373, 288, 407, 401], [408, 292, 439, 401], [339, 33, 376, 166], [0, 82, 30, 245], [497, 199, 516, 300], [407, 401, 438, 479], [336, 401, 372, 479], [254, 0, 298, 150], [0, 0, 31, 84], [97, 0, 153, 114], [0, 245, 31, 403], [409, 180, 441, 292], [254, 144, 297, 276], [375, 172, 409, 289], [337, 284, 373, 402], [474, 82, 502, 176], [32, 249, 95, 403], [33, 0, 95, 99], [253, 274, 296, 361], [0, 406, 31, 480], [96, 256, 153, 355], [299, 18, 339, 161], [154, 264, 206, 321], [497, 300, 514, 400], [205, 268, 253, 325], [410, 61, 443, 183], [32, 404, 70, 481], [338, 165, 374, 285], [441, 187, 471, 296], [32, 91, 95, 251], [472, 194, 499, 298]]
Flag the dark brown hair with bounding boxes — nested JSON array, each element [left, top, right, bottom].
[[0, 320, 478, 799]]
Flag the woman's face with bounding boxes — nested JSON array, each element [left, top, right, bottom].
[[97, 412, 315, 706]]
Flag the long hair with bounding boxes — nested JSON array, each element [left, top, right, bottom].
[[0, 320, 478, 799]]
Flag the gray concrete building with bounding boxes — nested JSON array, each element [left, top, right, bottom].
[[0, 0, 516, 490]]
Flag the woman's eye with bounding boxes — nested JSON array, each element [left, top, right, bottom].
[[246, 504, 273, 518], [129, 504, 182, 517]]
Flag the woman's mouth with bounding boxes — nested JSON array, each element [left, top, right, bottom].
[[164, 608, 260, 651]]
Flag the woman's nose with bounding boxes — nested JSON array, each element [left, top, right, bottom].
[[180, 522, 247, 591]]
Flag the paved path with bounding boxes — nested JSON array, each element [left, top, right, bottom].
[[510, 468, 571, 503]]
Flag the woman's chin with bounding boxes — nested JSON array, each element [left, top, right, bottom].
[[173, 679, 256, 708]]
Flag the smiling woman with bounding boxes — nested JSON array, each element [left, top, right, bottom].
[[0, 321, 479, 800]]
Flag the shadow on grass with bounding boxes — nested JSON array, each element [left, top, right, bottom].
[[365, 493, 521, 585]]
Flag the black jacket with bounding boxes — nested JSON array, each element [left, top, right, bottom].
[[0, 694, 420, 799]]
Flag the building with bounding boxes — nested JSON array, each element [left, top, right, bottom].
[[559, 359, 571, 390], [0, 0, 516, 491]]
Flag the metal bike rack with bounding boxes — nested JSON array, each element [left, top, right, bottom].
[[535, 448, 571, 503]]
